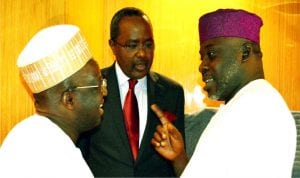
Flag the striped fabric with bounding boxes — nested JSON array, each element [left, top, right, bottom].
[[17, 25, 92, 93]]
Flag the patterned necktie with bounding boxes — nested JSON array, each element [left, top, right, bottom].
[[123, 79, 139, 160]]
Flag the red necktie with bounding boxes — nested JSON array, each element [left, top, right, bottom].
[[123, 79, 139, 160]]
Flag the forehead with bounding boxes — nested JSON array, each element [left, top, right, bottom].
[[201, 37, 244, 50], [117, 16, 153, 40], [71, 60, 100, 82]]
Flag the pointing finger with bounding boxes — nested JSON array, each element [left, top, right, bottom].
[[151, 104, 169, 125]]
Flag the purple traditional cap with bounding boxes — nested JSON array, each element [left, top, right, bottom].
[[199, 9, 263, 44]]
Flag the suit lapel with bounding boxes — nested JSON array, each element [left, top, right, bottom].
[[136, 72, 166, 163], [104, 68, 168, 164], [102, 64, 133, 163]]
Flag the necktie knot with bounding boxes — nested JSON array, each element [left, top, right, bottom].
[[128, 79, 138, 89]]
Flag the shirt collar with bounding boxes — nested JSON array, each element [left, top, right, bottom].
[[115, 62, 147, 90]]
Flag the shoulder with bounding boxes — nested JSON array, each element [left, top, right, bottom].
[[2, 115, 50, 140], [0, 115, 57, 156], [223, 79, 294, 126], [100, 64, 114, 77], [1, 115, 73, 149], [235, 79, 289, 109], [149, 71, 183, 89]]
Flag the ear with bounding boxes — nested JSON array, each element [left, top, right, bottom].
[[109, 39, 114, 47], [109, 39, 117, 55], [61, 91, 75, 110]]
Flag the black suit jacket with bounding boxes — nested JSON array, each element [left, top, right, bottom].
[[79, 63, 185, 177]]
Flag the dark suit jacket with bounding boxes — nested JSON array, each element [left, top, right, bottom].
[[79, 63, 185, 177]]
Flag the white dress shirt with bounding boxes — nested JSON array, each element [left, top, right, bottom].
[[115, 62, 148, 146]]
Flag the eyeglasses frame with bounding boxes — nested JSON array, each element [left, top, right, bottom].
[[113, 40, 154, 52]]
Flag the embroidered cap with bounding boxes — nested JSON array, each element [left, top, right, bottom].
[[17, 25, 92, 93], [199, 9, 263, 44]]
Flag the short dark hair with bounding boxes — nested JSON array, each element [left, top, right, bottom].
[[110, 7, 148, 41]]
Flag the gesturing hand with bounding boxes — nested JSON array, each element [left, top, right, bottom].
[[150, 104, 188, 176], [150, 104, 185, 160]]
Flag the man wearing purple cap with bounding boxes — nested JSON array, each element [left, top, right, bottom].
[[151, 9, 296, 178]]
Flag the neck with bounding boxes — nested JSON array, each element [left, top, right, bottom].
[[224, 73, 265, 104], [50, 117, 79, 143], [36, 110, 79, 144]]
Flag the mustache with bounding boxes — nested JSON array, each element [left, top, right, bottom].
[[134, 58, 148, 65]]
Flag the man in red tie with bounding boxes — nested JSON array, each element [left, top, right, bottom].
[[78, 7, 185, 177]]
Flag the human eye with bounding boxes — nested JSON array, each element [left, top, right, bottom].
[[125, 43, 138, 50], [144, 41, 154, 49], [207, 49, 216, 60]]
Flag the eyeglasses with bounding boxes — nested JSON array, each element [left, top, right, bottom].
[[114, 40, 154, 52], [70, 78, 107, 95]]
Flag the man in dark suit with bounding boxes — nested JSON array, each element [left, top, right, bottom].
[[79, 7, 185, 177]]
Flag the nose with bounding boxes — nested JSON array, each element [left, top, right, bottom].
[[100, 78, 107, 97], [100, 86, 107, 97], [135, 46, 146, 57], [199, 61, 204, 73], [199, 61, 209, 76]]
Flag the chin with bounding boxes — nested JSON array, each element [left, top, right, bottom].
[[95, 117, 102, 127], [133, 73, 147, 79]]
